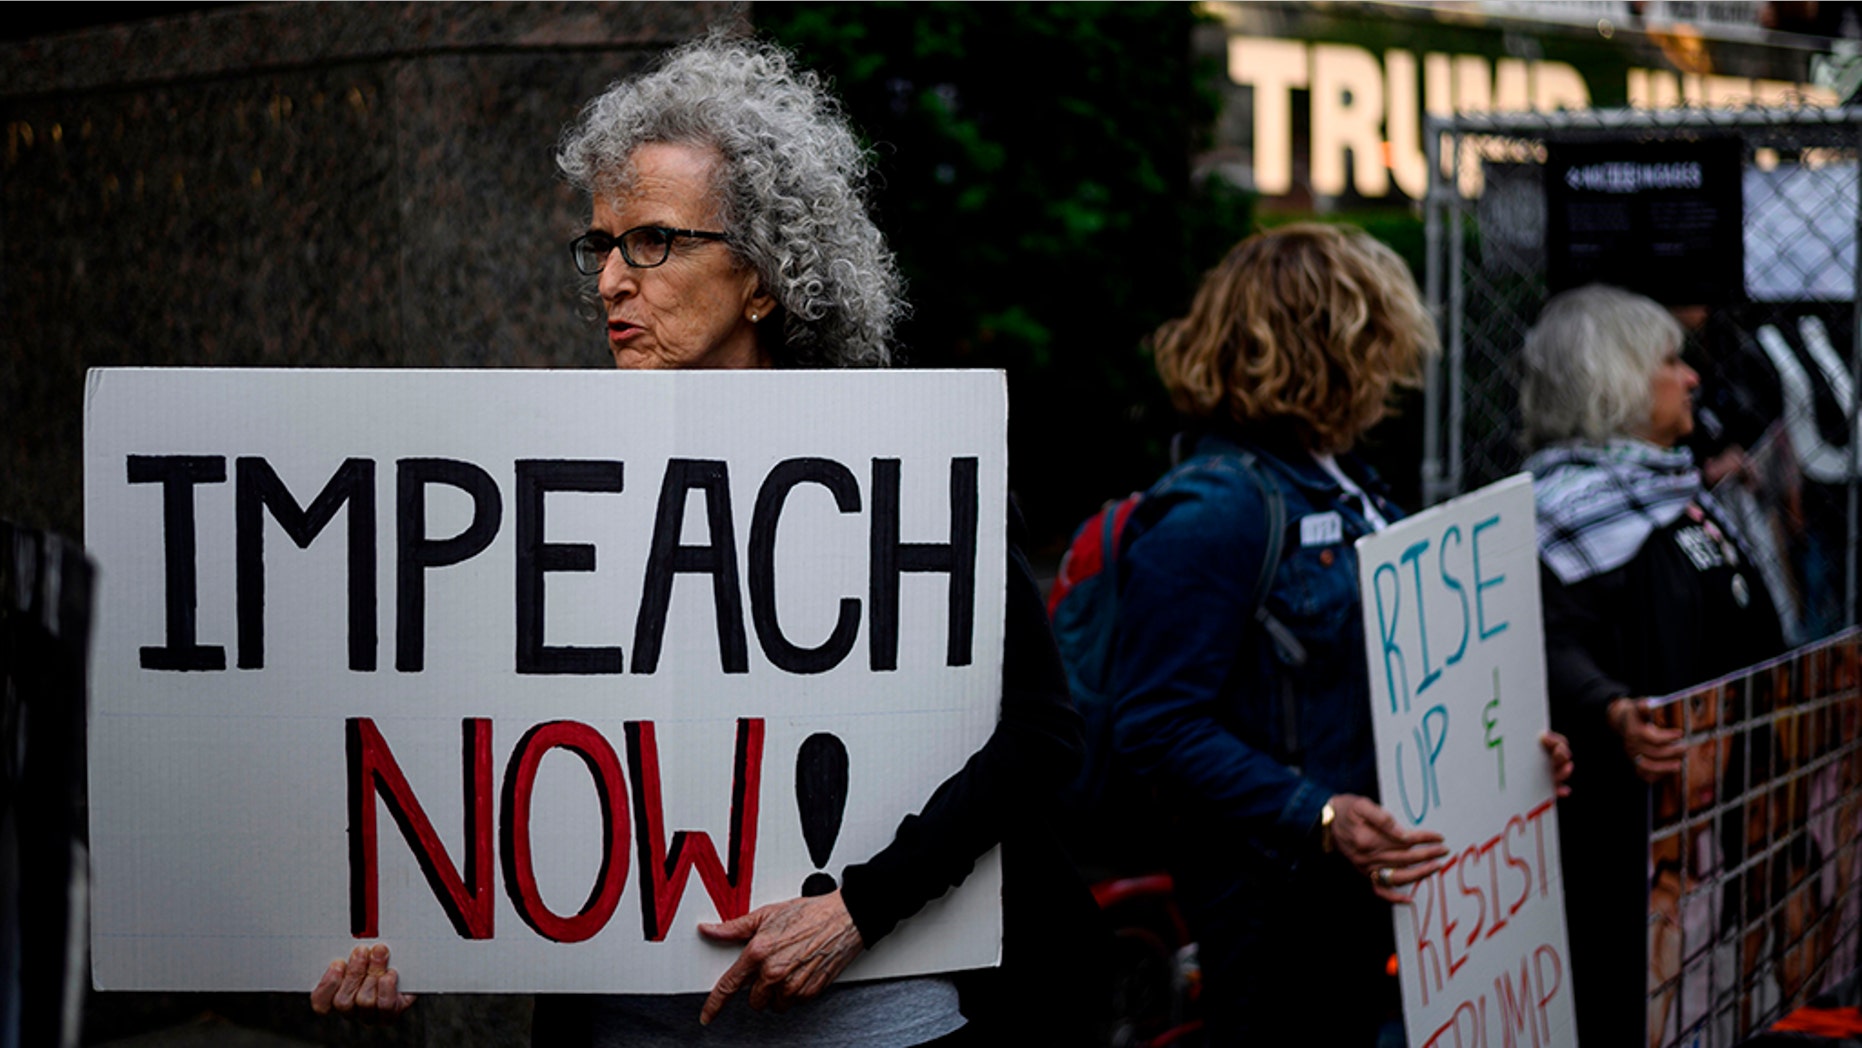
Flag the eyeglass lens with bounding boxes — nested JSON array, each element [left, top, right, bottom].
[[573, 228, 677, 274]]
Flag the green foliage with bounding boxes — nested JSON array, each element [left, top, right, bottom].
[[759, 2, 1255, 544]]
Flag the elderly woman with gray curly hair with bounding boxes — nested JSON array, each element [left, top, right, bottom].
[[1520, 284, 1784, 1044], [308, 34, 1096, 1048]]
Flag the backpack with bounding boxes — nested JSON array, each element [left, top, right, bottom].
[[1047, 446, 1306, 857]]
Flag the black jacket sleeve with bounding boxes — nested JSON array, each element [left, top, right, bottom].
[[837, 528, 1083, 947], [1541, 561, 1633, 715]]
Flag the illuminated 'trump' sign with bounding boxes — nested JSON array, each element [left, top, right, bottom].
[[1229, 36, 1835, 199]]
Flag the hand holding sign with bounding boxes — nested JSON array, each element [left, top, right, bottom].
[[1608, 697, 1685, 782], [309, 943, 415, 1023], [1539, 730, 1575, 798], [698, 889, 864, 1023], [1328, 793, 1448, 903]]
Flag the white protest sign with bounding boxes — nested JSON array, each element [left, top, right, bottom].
[[1357, 474, 1577, 1047], [83, 368, 1007, 992]]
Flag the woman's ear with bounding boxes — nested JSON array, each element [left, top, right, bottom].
[[746, 287, 778, 325]]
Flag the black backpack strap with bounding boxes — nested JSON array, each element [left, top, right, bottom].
[[1227, 449, 1302, 665], [1225, 448, 1308, 770]]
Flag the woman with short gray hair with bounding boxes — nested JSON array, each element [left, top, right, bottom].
[[1520, 284, 1783, 1044], [1519, 283, 1685, 449]]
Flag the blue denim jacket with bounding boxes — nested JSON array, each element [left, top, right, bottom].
[[1109, 432, 1398, 875]]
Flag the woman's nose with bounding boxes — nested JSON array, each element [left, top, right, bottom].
[[597, 251, 636, 300]]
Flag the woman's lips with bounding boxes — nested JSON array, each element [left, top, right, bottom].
[[608, 320, 642, 344]]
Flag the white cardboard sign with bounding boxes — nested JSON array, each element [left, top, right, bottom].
[[82, 368, 1008, 993], [1357, 474, 1578, 1047]]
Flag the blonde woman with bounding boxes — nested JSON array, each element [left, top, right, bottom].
[[1110, 224, 1572, 1043]]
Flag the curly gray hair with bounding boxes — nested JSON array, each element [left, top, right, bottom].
[[557, 35, 903, 367], [1518, 284, 1683, 449]]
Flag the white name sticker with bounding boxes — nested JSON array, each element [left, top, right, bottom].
[[1300, 511, 1344, 547]]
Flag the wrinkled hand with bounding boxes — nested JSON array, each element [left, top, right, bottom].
[[1609, 697, 1684, 783], [1328, 793, 1448, 904], [1540, 730, 1575, 798], [310, 943, 415, 1023], [698, 890, 864, 1024]]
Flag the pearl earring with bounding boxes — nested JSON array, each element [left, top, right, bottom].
[[750, 311, 760, 322]]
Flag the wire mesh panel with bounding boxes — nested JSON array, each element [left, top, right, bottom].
[[1423, 106, 1862, 642], [1646, 631, 1862, 1048]]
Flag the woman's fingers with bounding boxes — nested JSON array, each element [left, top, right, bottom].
[[1384, 858, 1447, 887], [309, 958, 346, 1015], [1539, 730, 1576, 796], [697, 892, 863, 1025], [1634, 753, 1685, 782], [355, 945, 391, 1010], [1618, 702, 1686, 786], [1367, 858, 1446, 904], [308, 943, 413, 1024], [1646, 725, 1690, 752], [1640, 725, 1684, 749], [1372, 843, 1452, 870], [333, 945, 368, 1011], [1626, 721, 1686, 783], [1336, 794, 1443, 853], [377, 969, 414, 1016]]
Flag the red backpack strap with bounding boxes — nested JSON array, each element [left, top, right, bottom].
[[1047, 493, 1141, 617]]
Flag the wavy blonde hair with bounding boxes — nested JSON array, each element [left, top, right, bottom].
[[1152, 223, 1437, 453]]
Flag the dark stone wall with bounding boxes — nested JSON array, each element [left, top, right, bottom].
[[1, 6, 740, 1043], [2, 1, 744, 538]]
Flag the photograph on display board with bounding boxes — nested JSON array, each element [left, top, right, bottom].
[[1646, 629, 1862, 1048]]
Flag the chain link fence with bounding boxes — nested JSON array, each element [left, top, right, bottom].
[[1422, 104, 1862, 1048], [1423, 105, 1862, 645]]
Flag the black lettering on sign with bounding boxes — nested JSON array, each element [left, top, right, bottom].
[[235, 457, 377, 671], [749, 458, 862, 675], [514, 460, 625, 675], [395, 459, 502, 673], [127, 454, 227, 671], [868, 457, 978, 671], [631, 460, 748, 675]]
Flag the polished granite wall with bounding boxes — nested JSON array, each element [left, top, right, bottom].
[[2, 2, 743, 539]]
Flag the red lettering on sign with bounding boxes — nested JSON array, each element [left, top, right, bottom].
[[1490, 941, 1563, 1048], [1423, 995, 1486, 1048], [1411, 867, 1446, 1006], [1456, 842, 1487, 959], [500, 721, 630, 943], [1442, 853, 1467, 979], [345, 717, 495, 940], [1476, 835, 1507, 941], [1501, 814, 1532, 918], [625, 718, 765, 941], [1533, 944, 1564, 1040], [1525, 798, 1555, 899], [1494, 951, 1535, 1048]]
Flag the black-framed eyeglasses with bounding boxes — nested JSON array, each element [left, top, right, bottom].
[[569, 225, 731, 274]]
